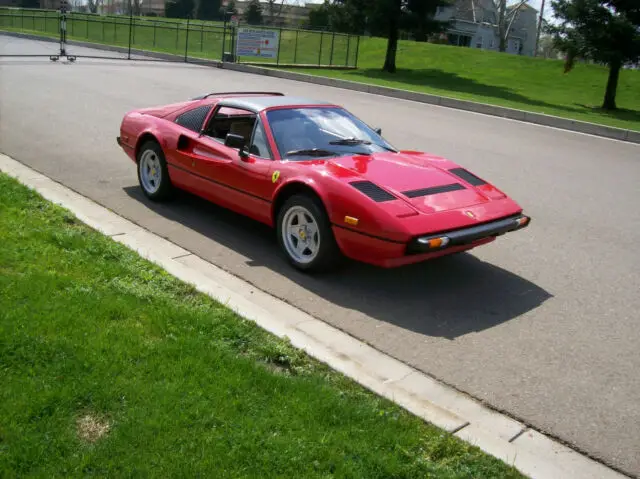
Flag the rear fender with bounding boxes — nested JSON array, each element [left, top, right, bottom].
[[120, 112, 166, 161], [134, 129, 164, 161]]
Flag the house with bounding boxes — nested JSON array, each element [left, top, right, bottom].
[[434, 0, 539, 56]]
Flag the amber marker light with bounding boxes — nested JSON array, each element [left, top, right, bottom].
[[417, 236, 450, 248]]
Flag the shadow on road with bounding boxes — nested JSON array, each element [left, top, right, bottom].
[[124, 186, 552, 340]]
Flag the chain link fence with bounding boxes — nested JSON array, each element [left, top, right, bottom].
[[0, 7, 360, 68]]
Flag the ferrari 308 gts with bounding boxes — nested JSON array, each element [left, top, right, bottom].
[[117, 91, 530, 272]]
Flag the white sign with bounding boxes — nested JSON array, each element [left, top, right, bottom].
[[235, 28, 279, 59]]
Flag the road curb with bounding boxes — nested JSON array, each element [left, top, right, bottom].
[[0, 152, 630, 479], [2, 30, 638, 144]]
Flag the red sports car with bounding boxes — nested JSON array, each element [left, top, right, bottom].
[[117, 91, 530, 272]]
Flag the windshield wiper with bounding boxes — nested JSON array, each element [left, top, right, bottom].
[[329, 137, 372, 146], [285, 148, 337, 157], [329, 137, 396, 152]]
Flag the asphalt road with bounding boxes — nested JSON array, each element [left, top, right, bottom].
[[2, 36, 639, 477]]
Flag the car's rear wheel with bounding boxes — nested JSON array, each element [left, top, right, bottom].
[[137, 140, 173, 201], [276, 194, 342, 273]]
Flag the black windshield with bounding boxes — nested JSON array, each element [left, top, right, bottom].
[[266, 107, 396, 161]]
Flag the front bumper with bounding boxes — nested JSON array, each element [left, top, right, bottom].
[[406, 214, 531, 254]]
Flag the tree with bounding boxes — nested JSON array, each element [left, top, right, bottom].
[[309, 0, 448, 68], [308, 2, 331, 29], [86, 0, 102, 14], [607, 0, 640, 23], [266, 0, 286, 25], [165, 0, 195, 18], [330, 0, 369, 34], [380, 0, 450, 73], [382, 0, 402, 72], [244, 0, 263, 24], [537, 32, 561, 58], [547, 0, 640, 109], [225, 0, 238, 15], [197, 0, 221, 20], [123, 0, 143, 15], [491, 0, 531, 51], [19, 0, 39, 8], [403, 0, 450, 42], [220, 0, 238, 20], [306, 0, 368, 33]]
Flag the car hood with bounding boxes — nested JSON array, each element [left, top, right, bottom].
[[326, 152, 507, 214]]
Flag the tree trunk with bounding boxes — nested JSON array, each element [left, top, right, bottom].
[[498, 31, 507, 51], [382, 0, 401, 73], [497, 0, 507, 51], [602, 59, 621, 110]]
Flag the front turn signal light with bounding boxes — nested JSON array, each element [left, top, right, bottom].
[[418, 236, 450, 248]]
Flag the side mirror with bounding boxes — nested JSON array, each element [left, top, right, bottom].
[[225, 133, 246, 149], [225, 133, 250, 160], [374, 127, 382, 136]]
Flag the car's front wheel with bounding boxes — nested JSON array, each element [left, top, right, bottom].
[[276, 194, 342, 273], [137, 140, 173, 201]]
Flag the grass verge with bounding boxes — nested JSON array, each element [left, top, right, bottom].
[[0, 10, 357, 67], [0, 171, 524, 477], [2, 9, 638, 131], [286, 37, 640, 132]]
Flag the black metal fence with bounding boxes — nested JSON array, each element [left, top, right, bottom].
[[0, 8, 360, 68]]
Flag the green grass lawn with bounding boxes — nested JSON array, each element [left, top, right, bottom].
[[0, 9, 358, 66], [288, 37, 640, 131], [2, 9, 637, 131], [0, 171, 524, 477]]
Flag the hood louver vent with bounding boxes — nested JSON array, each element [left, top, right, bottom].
[[449, 168, 487, 186], [402, 183, 465, 199], [350, 181, 396, 202]]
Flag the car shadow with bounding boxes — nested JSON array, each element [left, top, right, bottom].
[[123, 186, 552, 340]]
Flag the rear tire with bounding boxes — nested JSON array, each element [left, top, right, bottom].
[[276, 193, 343, 273], [137, 140, 173, 201]]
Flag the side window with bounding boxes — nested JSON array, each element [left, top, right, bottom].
[[249, 121, 272, 159], [175, 105, 212, 133], [204, 106, 256, 145]]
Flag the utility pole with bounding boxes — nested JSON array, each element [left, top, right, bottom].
[[534, 0, 545, 57]]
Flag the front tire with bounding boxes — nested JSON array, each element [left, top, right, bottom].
[[137, 140, 173, 201], [276, 194, 342, 273]]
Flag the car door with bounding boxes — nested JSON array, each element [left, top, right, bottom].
[[169, 105, 239, 207], [221, 114, 276, 224]]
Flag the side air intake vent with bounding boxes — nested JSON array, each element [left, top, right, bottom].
[[350, 181, 396, 202], [449, 168, 487, 186], [402, 183, 465, 198]]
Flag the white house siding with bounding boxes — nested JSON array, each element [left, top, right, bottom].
[[434, 0, 538, 56]]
